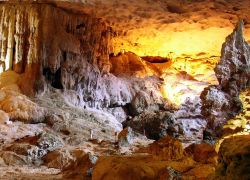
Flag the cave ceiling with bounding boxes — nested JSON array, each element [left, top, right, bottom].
[[31, 0, 250, 58]]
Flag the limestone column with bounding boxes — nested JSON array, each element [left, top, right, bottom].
[[0, 9, 8, 68], [14, 9, 25, 73], [5, 8, 15, 71]]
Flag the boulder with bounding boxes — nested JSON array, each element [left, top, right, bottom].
[[126, 111, 181, 140], [37, 132, 64, 152], [0, 89, 46, 123], [61, 152, 98, 179], [173, 97, 207, 145], [147, 136, 184, 161], [5, 143, 46, 165], [127, 98, 207, 144], [130, 91, 161, 116], [3, 132, 64, 165], [200, 86, 239, 130], [44, 149, 81, 170], [110, 52, 160, 78], [92, 155, 167, 180], [118, 127, 134, 147], [185, 143, 217, 164], [212, 135, 250, 180]]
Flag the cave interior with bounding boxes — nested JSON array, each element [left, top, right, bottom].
[[0, 0, 249, 179]]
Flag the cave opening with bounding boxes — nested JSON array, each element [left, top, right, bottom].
[[52, 68, 63, 89], [62, 51, 67, 62], [43, 67, 63, 89], [76, 23, 85, 29]]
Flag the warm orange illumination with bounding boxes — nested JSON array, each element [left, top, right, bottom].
[[159, 57, 218, 106], [113, 22, 237, 58], [112, 23, 234, 106], [215, 89, 250, 152]]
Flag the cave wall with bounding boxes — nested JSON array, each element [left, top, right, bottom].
[[0, 2, 164, 116], [0, 2, 113, 94]]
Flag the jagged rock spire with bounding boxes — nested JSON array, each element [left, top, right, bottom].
[[201, 21, 250, 131], [215, 20, 250, 96]]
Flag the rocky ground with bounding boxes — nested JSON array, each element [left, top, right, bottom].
[[0, 62, 248, 179], [0, 70, 215, 179]]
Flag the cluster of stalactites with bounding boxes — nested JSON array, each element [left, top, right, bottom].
[[0, 3, 114, 76], [0, 4, 40, 74]]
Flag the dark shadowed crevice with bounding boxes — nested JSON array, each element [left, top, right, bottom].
[[43, 67, 63, 89]]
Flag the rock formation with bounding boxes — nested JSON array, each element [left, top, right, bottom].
[[0, 2, 112, 93], [201, 21, 250, 132], [212, 135, 250, 180], [117, 127, 134, 147], [0, 1, 249, 179], [125, 111, 181, 140], [0, 1, 165, 120], [0, 89, 46, 123], [125, 98, 207, 145], [222, 88, 250, 137], [215, 20, 250, 97]]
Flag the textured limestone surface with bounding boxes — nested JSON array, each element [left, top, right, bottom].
[[215, 20, 250, 97], [0, 2, 112, 95], [212, 135, 250, 180], [0, 1, 165, 115], [13, 0, 250, 58], [201, 21, 250, 133], [0, 1, 249, 180]]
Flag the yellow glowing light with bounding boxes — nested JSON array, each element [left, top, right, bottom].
[[215, 88, 250, 152], [160, 57, 218, 106], [113, 22, 235, 58], [162, 77, 208, 106]]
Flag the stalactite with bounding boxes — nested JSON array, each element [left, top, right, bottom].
[[0, 2, 114, 95]]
